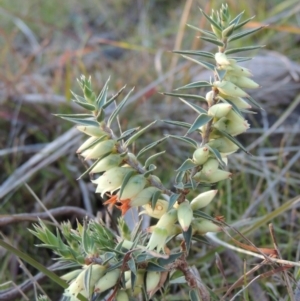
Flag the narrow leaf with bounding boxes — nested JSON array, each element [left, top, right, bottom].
[[178, 98, 207, 114], [225, 45, 264, 55], [103, 85, 126, 109], [145, 151, 165, 169], [176, 159, 197, 172], [182, 225, 192, 253], [59, 116, 99, 126], [200, 36, 224, 47], [176, 79, 212, 91], [168, 193, 180, 211], [54, 113, 93, 118], [186, 114, 212, 135], [95, 77, 110, 109], [163, 92, 207, 102], [77, 157, 101, 180], [186, 24, 217, 38], [72, 99, 96, 111], [136, 137, 168, 159], [169, 276, 186, 284], [215, 68, 227, 81], [199, 8, 222, 30], [190, 289, 200, 301], [117, 127, 140, 141], [128, 257, 137, 275], [233, 16, 255, 31], [119, 170, 136, 200], [247, 95, 264, 110], [158, 252, 183, 266], [125, 120, 157, 147], [168, 135, 198, 148], [229, 10, 244, 26], [229, 26, 264, 42], [181, 55, 216, 71], [147, 262, 167, 272], [217, 129, 250, 154], [107, 87, 134, 127], [173, 49, 214, 59], [130, 271, 136, 291], [143, 164, 157, 177], [83, 265, 92, 296], [205, 145, 226, 168], [151, 190, 161, 210], [162, 120, 192, 129]]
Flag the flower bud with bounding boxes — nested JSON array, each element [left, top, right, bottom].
[[93, 166, 133, 197], [116, 290, 130, 301], [226, 111, 250, 136], [61, 269, 82, 283], [225, 75, 259, 89], [208, 103, 232, 118], [201, 158, 219, 177], [215, 52, 231, 66], [77, 136, 98, 153], [118, 174, 146, 200], [226, 64, 253, 77], [219, 95, 251, 109], [205, 90, 215, 106], [190, 190, 218, 211], [192, 218, 222, 234], [82, 139, 116, 160], [76, 125, 107, 137], [213, 117, 227, 132], [156, 208, 178, 229], [213, 80, 248, 98], [146, 271, 161, 296], [177, 201, 193, 231], [207, 137, 239, 153], [130, 187, 161, 207], [125, 269, 145, 292], [193, 146, 209, 165], [141, 198, 169, 219], [194, 169, 231, 183], [147, 226, 169, 252], [90, 154, 123, 173], [94, 268, 120, 293]]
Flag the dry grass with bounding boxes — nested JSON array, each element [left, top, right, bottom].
[[0, 0, 300, 300]]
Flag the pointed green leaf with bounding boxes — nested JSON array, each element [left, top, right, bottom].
[[232, 57, 252, 62], [186, 24, 217, 38], [225, 45, 264, 55], [162, 120, 192, 129], [190, 289, 200, 301], [186, 114, 212, 135], [217, 129, 250, 154], [176, 79, 212, 91], [163, 92, 207, 102], [215, 68, 227, 81], [72, 96, 96, 111], [125, 120, 157, 147], [128, 257, 137, 275], [233, 15, 255, 31], [77, 157, 101, 179], [246, 95, 264, 110], [168, 193, 180, 211], [182, 225, 192, 253], [181, 55, 216, 71], [84, 265, 92, 296], [58, 116, 99, 126], [169, 276, 186, 284], [173, 49, 214, 59], [176, 159, 197, 172], [117, 127, 140, 141], [130, 271, 136, 291], [144, 151, 165, 169], [54, 113, 93, 118], [200, 36, 224, 47], [158, 252, 183, 266], [199, 8, 222, 30], [178, 98, 207, 114], [136, 136, 168, 159], [229, 26, 264, 42], [146, 262, 167, 272], [107, 87, 134, 127], [229, 10, 244, 26], [205, 145, 226, 168], [102, 85, 126, 109], [175, 171, 186, 185], [168, 135, 198, 148], [143, 164, 157, 177], [95, 77, 110, 109], [151, 190, 161, 210], [119, 170, 136, 200], [101, 252, 116, 265], [131, 218, 144, 242]]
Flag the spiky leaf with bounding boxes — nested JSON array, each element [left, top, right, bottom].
[[186, 114, 212, 135], [136, 136, 168, 159]]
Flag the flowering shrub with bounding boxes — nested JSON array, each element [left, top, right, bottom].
[[30, 4, 265, 301]]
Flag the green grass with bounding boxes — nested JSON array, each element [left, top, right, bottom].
[[0, 0, 300, 300]]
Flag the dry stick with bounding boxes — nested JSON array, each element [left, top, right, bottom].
[[269, 223, 295, 301], [0, 206, 94, 227]]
